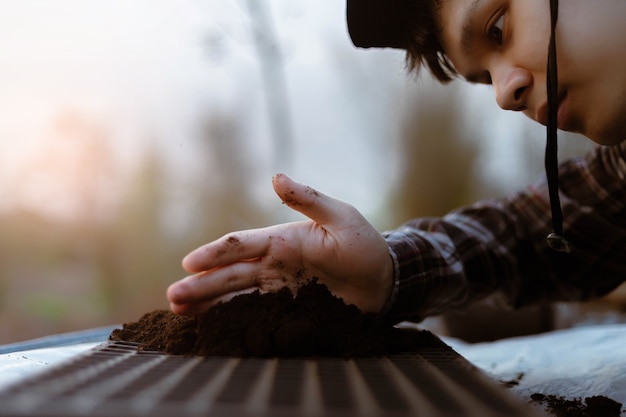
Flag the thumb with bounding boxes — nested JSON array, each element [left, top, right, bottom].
[[272, 173, 352, 226]]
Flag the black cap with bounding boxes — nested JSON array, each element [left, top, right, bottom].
[[346, 0, 420, 49]]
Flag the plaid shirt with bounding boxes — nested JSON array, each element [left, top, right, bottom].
[[383, 141, 626, 323]]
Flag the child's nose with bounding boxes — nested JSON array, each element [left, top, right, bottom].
[[493, 67, 531, 112]]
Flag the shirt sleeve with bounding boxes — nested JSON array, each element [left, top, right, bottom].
[[382, 141, 626, 323]]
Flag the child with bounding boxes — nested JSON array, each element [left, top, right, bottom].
[[167, 0, 626, 324]]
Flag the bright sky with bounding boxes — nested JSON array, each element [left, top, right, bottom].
[[0, 0, 409, 222], [0, 1, 217, 218], [0, 1, 219, 146]]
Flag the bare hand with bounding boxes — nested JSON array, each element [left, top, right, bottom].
[[167, 173, 393, 315]]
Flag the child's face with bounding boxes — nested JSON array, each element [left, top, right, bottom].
[[436, 0, 626, 146]]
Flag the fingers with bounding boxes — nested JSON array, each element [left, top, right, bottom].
[[182, 229, 271, 273], [169, 288, 258, 316], [183, 175, 356, 274], [168, 259, 293, 312], [272, 173, 358, 227], [168, 174, 372, 316], [169, 261, 258, 305]]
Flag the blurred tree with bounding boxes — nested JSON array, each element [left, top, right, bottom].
[[244, 0, 294, 172], [0, 105, 279, 344], [183, 109, 272, 243], [95, 144, 175, 320], [388, 80, 480, 222], [0, 112, 126, 342]]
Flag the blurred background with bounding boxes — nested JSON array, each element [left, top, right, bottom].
[[0, 0, 622, 345]]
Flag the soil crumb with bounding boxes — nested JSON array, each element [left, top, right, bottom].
[[500, 372, 525, 388], [110, 280, 438, 357], [530, 393, 622, 417]]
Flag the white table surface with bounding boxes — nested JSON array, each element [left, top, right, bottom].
[[445, 323, 626, 410]]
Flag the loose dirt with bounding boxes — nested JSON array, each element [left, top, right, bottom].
[[110, 280, 438, 357]]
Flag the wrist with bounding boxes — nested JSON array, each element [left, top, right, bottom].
[[378, 243, 400, 315]]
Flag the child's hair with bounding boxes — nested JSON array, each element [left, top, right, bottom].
[[404, 0, 457, 83], [347, 0, 458, 83]]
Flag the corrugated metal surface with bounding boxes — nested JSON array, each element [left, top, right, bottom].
[[0, 339, 544, 417]]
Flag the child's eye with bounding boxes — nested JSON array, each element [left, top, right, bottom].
[[487, 14, 505, 44]]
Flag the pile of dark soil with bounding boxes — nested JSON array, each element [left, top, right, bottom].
[[110, 280, 437, 357], [530, 393, 622, 417]]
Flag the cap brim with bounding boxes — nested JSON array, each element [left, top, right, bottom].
[[346, 0, 417, 49]]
